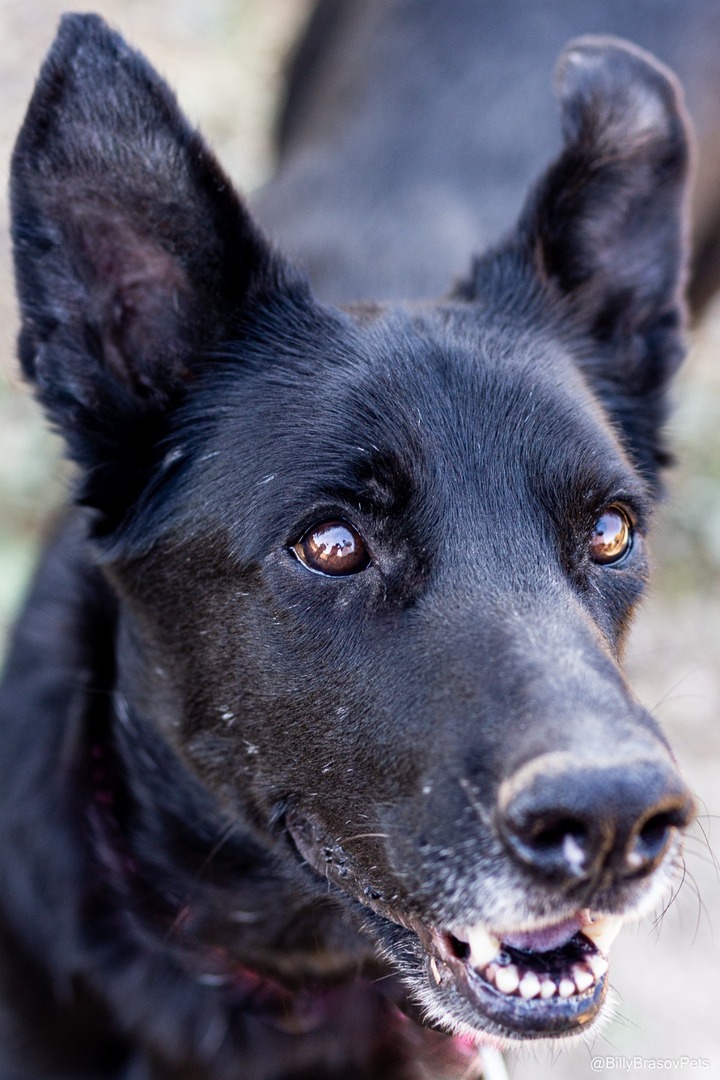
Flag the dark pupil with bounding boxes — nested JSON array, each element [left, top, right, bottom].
[[300, 522, 367, 575]]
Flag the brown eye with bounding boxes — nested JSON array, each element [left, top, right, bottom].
[[590, 506, 633, 565], [293, 521, 370, 576]]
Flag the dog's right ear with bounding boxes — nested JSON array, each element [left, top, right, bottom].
[[11, 14, 297, 524]]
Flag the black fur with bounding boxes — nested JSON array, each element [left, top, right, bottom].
[[0, 8, 705, 1079]]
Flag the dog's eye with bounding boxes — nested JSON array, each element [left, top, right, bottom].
[[589, 505, 633, 565], [292, 521, 370, 576]]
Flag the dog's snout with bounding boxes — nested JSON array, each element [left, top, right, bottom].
[[497, 753, 695, 888]]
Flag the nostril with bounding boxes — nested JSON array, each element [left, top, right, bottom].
[[640, 812, 673, 853], [625, 808, 684, 876], [497, 753, 696, 889], [528, 817, 592, 876], [502, 813, 594, 880], [528, 816, 587, 853]]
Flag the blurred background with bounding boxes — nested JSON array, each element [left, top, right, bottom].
[[0, 2, 717, 1077]]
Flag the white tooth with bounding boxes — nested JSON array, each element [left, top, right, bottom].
[[519, 971, 541, 999], [495, 964, 520, 995], [466, 924, 501, 969], [484, 962, 499, 984], [587, 953, 609, 980], [572, 964, 595, 993], [558, 977, 576, 998], [540, 978, 557, 999], [583, 914, 624, 956]]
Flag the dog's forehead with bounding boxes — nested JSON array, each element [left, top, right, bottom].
[[211, 299, 603, 452], [306, 304, 611, 470], [174, 301, 640, 554], [334, 305, 643, 517], [344, 303, 602, 449]]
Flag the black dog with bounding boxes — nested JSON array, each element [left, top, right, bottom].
[[0, 5, 710, 1078]]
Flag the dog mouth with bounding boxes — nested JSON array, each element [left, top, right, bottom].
[[285, 814, 630, 1040], [412, 909, 621, 1039]]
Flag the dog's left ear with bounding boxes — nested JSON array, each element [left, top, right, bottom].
[[520, 38, 692, 475]]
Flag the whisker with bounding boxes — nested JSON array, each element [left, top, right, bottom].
[[650, 862, 686, 933], [340, 832, 391, 843], [645, 664, 709, 712], [370, 970, 398, 984], [162, 818, 243, 942], [681, 865, 713, 944], [195, 818, 242, 881], [689, 805, 720, 881]]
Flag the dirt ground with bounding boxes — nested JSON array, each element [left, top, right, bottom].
[[0, 3, 718, 1078]]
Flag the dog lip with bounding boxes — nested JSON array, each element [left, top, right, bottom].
[[490, 913, 587, 953], [448, 908, 624, 962], [451, 911, 588, 957]]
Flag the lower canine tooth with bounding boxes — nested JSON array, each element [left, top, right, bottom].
[[572, 964, 595, 993], [519, 972, 541, 999], [540, 978, 557, 999], [495, 964, 520, 994], [558, 978, 576, 998], [466, 925, 501, 969]]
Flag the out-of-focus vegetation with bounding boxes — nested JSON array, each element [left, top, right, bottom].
[[0, 382, 64, 640], [657, 315, 720, 595]]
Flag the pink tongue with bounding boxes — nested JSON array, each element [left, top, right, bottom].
[[501, 914, 584, 953]]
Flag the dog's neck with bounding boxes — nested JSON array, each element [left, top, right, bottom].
[[83, 694, 431, 1048], [85, 681, 379, 981]]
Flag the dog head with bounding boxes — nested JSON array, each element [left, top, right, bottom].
[[12, 16, 695, 1046]]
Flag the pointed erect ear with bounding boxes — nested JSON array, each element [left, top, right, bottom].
[[526, 36, 691, 337], [515, 37, 693, 476], [11, 14, 298, 519]]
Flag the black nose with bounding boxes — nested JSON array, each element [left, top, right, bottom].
[[497, 754, 695, 888]]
